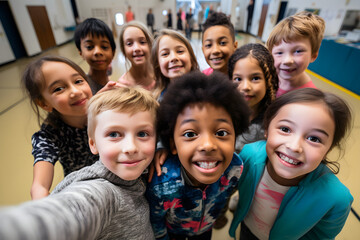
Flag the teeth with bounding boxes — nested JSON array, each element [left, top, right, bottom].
[[212, 58, 222, 61], [279, 153, 300, 165], [196, 161, 217, 169]]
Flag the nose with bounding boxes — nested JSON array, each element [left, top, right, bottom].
[[93, 45, 103, 56], [240, 79, 252, 92], [285, 135, 303, 153], [133, 41, 141, 52], [69, 85, 81, 98], [169, 51, 179, 63], [212, 43, 220, 55], [122, 135, 138, 154], [283, 53, 294, 65], [198, 133, 217, 152]]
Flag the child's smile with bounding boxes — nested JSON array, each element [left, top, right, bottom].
[[265, 102, 335, 186], [172, 103, 235, 186]]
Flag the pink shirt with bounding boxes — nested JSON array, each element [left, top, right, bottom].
[[276, 80, 317, 97], [202, 67, 214, 76]]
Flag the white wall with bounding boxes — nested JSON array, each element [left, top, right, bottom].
[[8, 0, 76, 56], [75, 0, 176, 37], [261, 0, 281, 42], [285, 0, 360, 36]]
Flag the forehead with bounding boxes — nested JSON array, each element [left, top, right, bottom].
[[96, 109, 155, 126], [234, 56, 262, 72], [203, 25, 233, 41], [123, 26, 145, 39], [41, 61, 77, 77], [271, 102, 335, 133], [159, 35, 186, 49], [81, 34, 110, 43], [273, 37, 312, 50], [177, 103, 232, 121]]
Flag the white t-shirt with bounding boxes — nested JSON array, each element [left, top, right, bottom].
[[244, 167, 290, 239]]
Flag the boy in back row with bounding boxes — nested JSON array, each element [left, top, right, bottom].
[[74, 18, 116, 94], [266, 11, 325, 97], [0, 87, 157, 239]]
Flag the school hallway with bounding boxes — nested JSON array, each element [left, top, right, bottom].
[[0, 32, 359, 239]]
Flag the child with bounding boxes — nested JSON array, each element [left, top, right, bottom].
[[147, 71, 251, 239], [229, 88, 353, 239], [118, 21, 156, 91], [23, 56, 98, 200], [202, 12, 238, 75], [228, 43, 278, 152], [224, 43, 279, 217], [0, 87, 158, 239], [74, 18, 116, 94], [266, 11, 325, 97], [151, 29, 199, 100]]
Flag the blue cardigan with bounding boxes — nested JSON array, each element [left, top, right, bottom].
[[229, 141, 353, 240]]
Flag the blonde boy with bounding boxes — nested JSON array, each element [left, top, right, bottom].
[[266, 11, 325, 97], [0, 88, 157, 240]]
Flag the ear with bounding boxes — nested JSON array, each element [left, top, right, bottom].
[[35, 99, 53, 113], [234, 40, 238, 49], [310, 52, 319, 63], [89, 137, 99, 155], [79, 50, 85, 60], [170, 138, 177, 155], [264, 130, 268, 139]]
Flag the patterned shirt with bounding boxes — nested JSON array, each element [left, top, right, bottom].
[[147, 153, 243, 239], [32, 119, 98, 176]]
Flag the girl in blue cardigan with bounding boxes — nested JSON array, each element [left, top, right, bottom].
[[230, 88, 353, 239]]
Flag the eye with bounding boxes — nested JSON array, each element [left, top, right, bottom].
[[204, 43, 212, 48], [108, 132, 121, 138], [274, 51, 282, 55], [307, 136, 321, 143], [177, 49, 184, 54], [140, 40, 147, 45], [137, 131, 149, 138], [233, 77, 242, 82], [252, 76, 261, 81], [102, 46, 109, 50], [75, 79, 84, 84], [53, 87, 64, 93], [295, 49, 304, 54], [85, 45, 94, 50], [126, 42, 133, 46], [219, 41, 227, 46], [183, 131, 197, 138], [280, 126, 291, 133], [215, 130, 229, 137], [160, 52, 169, 57]]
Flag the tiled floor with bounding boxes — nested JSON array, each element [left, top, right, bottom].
[[0, 32, 358, 239]]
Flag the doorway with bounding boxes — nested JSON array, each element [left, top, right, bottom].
[[27, 6, 56, 51]]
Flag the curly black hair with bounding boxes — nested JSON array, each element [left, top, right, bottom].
[[202, 12, 235, 41], [74, 18, 116, 53], [157, 71, 250, 150], [228, 43, 279, 118]]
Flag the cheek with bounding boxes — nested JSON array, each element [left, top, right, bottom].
[[140, 140, 156, 158]]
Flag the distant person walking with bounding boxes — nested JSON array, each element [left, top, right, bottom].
[[167, 9, 173, 29], [125, 6, 135, 23], [177, 8, 183, 31], [146, 8, 155, 34], [185, 8, 194, 40], [246, 0, 254, 33]]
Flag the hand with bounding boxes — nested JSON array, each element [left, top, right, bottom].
[[97, 81, 128, 94], [147, 149, 168, 182]]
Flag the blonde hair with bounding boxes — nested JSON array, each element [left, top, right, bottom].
[[266, 11, 325, 56], [119, 21, 154, 62], [151, 29, 199, 99], [87, 87, 159, 138]]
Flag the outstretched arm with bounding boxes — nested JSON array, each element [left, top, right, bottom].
[[30, 161, 54, 200]]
